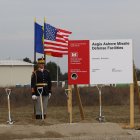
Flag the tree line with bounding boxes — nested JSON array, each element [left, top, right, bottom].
[[23, 57, 67, 81]]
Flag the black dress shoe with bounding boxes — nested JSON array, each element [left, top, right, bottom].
[[36, 115, 41, 119]]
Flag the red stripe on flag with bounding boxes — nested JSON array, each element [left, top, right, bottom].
[[57, 28, 72, 34], [44, 45, 68, 51], [45, 52, 63, 57], [45, 50, 68, 55], [44, 41, 68, 47]]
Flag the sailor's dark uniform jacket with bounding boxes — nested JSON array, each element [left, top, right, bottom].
[[31, 69, 52, 96]]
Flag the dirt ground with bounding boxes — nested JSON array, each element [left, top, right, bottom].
[[1, 105, 140, 140]]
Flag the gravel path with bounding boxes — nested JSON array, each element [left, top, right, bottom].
[[0, 123, 140, 140]]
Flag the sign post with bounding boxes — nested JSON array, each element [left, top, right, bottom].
[[74, 85, 85, 120], [133, 63, 140, 111], [130, 83, 134, 128], [65, 85, 73, 123]]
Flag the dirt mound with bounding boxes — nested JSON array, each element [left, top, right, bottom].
[[0, 123, 133, 140]]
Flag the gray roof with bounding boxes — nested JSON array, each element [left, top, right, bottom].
[[0, 60, 34, 66]]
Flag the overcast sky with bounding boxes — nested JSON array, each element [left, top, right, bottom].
[[0, 0, 140, 73]]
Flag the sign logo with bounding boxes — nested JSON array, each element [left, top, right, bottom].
[[71, 73, 78, 80], [71, 52, 78, 57]]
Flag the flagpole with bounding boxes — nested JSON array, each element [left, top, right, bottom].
[[44, 17, 46, 64], [34, 17, 36, 70], [57, 59, 59, 87]]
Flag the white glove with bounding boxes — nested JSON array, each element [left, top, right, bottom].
[[32, 95, 37, 100], [49, 93, 51, 99]]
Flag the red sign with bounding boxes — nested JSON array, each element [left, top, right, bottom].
[[68, 40, 89, 84]]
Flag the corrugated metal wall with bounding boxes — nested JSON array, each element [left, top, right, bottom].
[[0, 65, 33, 87]]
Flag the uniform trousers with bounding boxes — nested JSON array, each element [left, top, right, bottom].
[[35, 95, 49, 116]]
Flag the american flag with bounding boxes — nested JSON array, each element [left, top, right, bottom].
[[44, 23, 72, 57]]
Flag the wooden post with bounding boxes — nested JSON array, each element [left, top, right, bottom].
[[34, 17, 36, 71], [74, 84, 85, 120], [67, 85, 72, 123], [130, 83, 134, 128], [133, 64, 140, 111], [65, 85, 73, 123]]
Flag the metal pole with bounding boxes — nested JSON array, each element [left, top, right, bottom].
[[5, 88, 14, 124], [7, 94, 11, 122], [96, 85, 105, 122], [99, 89, 102, 117], [34, 17, 36, 70], [56, 58, 59, 88], [44, 17, 46, 64], [57, 64, 59, 87]]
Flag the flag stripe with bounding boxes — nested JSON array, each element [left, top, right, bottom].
[[57, 28, 72, 34], [44, 44, 68, 50], [44, 23, 72, 57], [44, 40, 68, 47], [44, 50, 68, 55], [55, 38, 68, 43], [56, 34, 68, 41], [45, 52, 63, 57], [44, 49, 68, 53], [44, 47, 68, 52]]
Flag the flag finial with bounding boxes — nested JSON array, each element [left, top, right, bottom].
[[34, 17, 36, 23], [44, 17, 46, 23]]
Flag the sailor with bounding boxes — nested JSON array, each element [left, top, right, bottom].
[[31, 57, 52, 119]]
